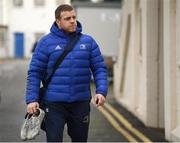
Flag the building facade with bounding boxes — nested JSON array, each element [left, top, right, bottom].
[[114, 0, 180, 141], [0, 0, 70, 59], [0, 0, 9, 58]]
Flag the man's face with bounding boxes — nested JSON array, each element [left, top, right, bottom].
[[56, 10, 77, 33]]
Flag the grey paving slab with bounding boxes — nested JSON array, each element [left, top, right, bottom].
[[0, 59, 167, 142], [0, 60, 124, 142]]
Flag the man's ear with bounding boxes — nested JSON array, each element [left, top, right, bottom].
[[56, 19, 61, 28], [56, 19, 59, 24]]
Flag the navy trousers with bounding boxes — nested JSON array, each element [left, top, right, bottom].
[[44, 101, 90, 142]]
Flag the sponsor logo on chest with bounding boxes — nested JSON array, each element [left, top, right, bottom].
[[55, 45, 62, 50]]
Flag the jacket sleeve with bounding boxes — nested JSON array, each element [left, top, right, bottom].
[[90, 38, 108, 97], [25, 39, 49, 104]]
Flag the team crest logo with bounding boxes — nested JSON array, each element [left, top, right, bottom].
[[80, 44, 87, 50]]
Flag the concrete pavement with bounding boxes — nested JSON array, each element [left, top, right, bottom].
[[0, 59, 167, 142]]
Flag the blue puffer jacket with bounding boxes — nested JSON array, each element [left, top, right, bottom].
[[26, 21, 108, 104]]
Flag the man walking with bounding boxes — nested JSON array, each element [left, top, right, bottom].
[[25, 4, 108, 142]]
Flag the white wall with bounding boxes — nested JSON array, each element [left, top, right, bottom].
[[0, 0, 3, 24], [4, 0, 70, 58], [114, 0, 161, 127], [9, 0, 55, 58], [164, 0, 180, 141], [76, 7, 121, 57], [114, 0, 180, 141], [0, 0, 10, 58], [0, 0, 8, 24]]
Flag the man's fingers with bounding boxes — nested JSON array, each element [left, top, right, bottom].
[[94, 94, 106, 107], [94, 96, 98, 103], [27, 108, 33, 114], [27, 102, 39, 114], [97, 96, 105, 106], [98, 98, 105, 106], [32, 107, 37, 113]]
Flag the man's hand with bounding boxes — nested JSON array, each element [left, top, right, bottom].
[[27, 102, 39, 114], [94, 94, 106, 107]]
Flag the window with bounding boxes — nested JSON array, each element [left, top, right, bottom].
[[56, 0, 63, 6], [0, 26, 8, 49], [31, 32, 44, 52], [56, 0, 71, 6], [71, 0, 89, 2], [71, 0, 121, 2], [34, 32, 44, 42], [13, 0, 23, 7], [34, 0, 45, 6]]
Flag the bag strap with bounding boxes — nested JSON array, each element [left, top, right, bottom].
[[43, 33, 81, 88]]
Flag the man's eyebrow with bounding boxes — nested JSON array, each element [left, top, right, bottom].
[[63, 16, 76, 20], [64, 16, 71, 19]]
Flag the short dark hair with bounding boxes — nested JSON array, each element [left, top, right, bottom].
[[55, 4, 74, 19]]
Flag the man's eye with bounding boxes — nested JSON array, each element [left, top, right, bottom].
[[64, 17, 71, 21]]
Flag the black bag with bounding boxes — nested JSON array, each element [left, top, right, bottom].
[[38, 87, 46, 107], [38, 33, 81, 131], [38, 87, 46, 131]]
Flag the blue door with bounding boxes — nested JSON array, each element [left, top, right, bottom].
[[14, 33, 24, 58]]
